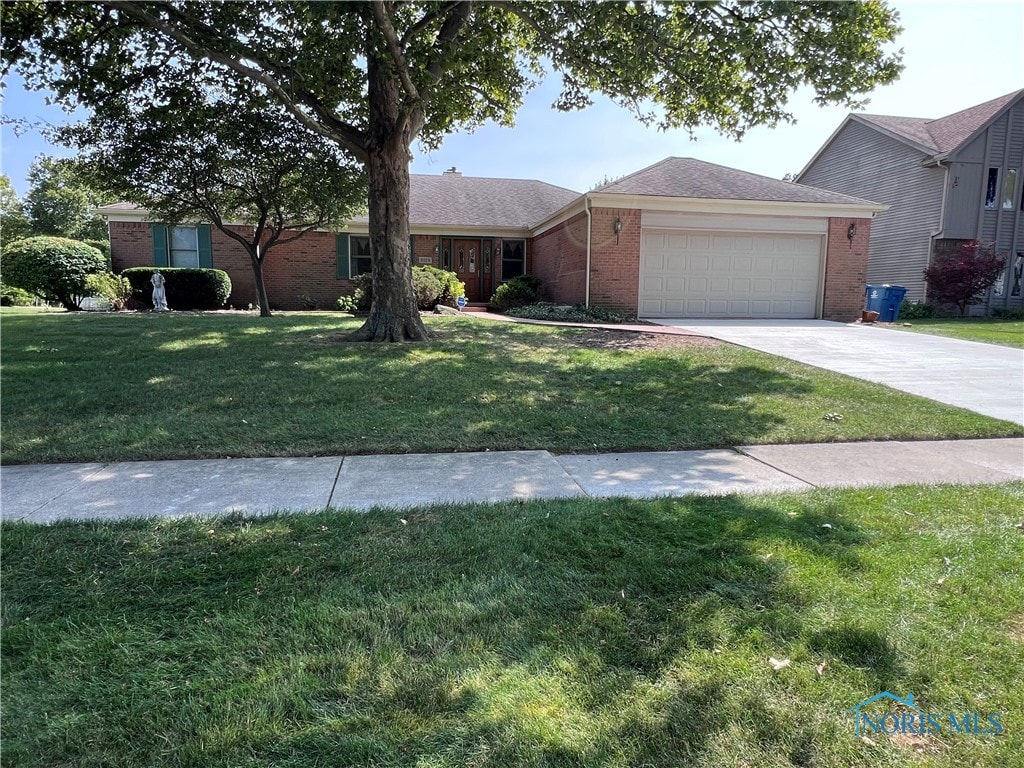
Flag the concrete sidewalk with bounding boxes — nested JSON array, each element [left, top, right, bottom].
[[2, 439, 1021, 523]]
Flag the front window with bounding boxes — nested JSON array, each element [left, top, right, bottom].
[[169, 226, 199, 267], [1002, 169, 1018, 210], [501, 239, 525, 279], [350, 235, 372, 276], [985, 168, 999, 209]]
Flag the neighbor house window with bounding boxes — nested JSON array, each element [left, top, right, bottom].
[[350, 235, 372, 276], [169, 226, 199, 268], [501, 239, 525, 278], [1002, 168, 1018, 210], [985, 168, 999, 209]]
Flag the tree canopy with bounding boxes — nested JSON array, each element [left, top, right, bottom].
[[19, 156, 112, 242], [0, 175, 32, 243], [61, 83, 367, 316], [3, 1, 903, 340]]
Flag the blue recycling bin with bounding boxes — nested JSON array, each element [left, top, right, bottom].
[[864, 284, 908, 322]]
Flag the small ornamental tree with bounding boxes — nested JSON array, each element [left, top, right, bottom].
[[923, 240, 1006, 316], [1, 236, 107, 310]]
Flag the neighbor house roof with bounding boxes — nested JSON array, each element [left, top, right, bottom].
[[595, 157, 879, 206], [855, 89, 1023, 156]]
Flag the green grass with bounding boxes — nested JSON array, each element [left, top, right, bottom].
[[3, 485, 1022, 767], [1, 309, 1020, 464], [891, 317, 1024, 348]]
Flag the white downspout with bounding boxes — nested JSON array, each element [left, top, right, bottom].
[[584, 196, 593, 308]]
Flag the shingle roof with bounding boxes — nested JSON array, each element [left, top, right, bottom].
[[857, 89, 1023, 155], [351, 173, 580, 229], [595, 157, 879, 206], [98, 174, 581, 229]]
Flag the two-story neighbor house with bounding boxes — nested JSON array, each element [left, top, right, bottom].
[[797, 89, 1024, 311]]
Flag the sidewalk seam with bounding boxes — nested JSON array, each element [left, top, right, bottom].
[[13, 463, 111, 522], [731, 447, 818, 489], [324, 456, 345, 510], [550, 453, 594, 499]]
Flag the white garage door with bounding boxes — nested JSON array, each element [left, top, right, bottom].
[[638, 229, 823, 318]]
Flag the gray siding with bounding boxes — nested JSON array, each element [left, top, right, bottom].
[[946, 97, 1024, 310], [799, 119, 944, 300]]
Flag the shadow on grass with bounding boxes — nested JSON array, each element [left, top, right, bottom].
[[2, 494, 872, 766], [1, 314, 815, 463]]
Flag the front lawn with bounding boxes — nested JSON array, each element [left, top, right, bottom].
[[892, 317, 1024, 348], [3, 484, 1022, 767], [1, 310, 1020, 464]]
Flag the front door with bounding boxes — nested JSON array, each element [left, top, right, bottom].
[[452, 239, 482, 301]]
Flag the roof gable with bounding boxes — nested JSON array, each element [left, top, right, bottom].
[[596, 157, 878, 206], [848, 89, 1024, 156]]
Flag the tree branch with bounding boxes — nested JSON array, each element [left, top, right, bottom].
[[371, 1, 420, 103], [104, 1, 371, 162]]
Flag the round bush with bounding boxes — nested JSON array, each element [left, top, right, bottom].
[[491, 274, 542, 310], [0, 282, 35, 306], [0, 236, 108, 310], [412, 267, 443, 309], [121, 267, 231, 310]]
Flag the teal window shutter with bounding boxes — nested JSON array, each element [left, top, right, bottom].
[[197, 224, 213, 268], [151, 224, 169, 266], [336, 233, 350, 279]]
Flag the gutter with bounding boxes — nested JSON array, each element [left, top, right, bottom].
[[584, 196, 592, 308]]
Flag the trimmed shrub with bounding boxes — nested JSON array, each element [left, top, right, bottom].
[[0, 282, 35, 306], [412, 267, 444, 309], [491, 274, 542, 310], [898, 299, 936, 319], [82, 239, 111, 261], [85, 272, 133, 310], [0, 236, 107, 310], [416, 265, 465, 308], [121, 267, 231, 310], [341, 267, 462, 312]]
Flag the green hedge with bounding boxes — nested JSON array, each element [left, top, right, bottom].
[[338, 266, 465, 312], [121, 267, 231, 310], [0, 236, 108, 311], [491, 274, 542, 310]]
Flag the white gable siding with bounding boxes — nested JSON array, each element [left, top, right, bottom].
[[799, 119, 944, 300]]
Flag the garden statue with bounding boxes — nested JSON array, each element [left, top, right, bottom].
[[151, 271, 168, 312]]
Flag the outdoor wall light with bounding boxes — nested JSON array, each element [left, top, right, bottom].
[[847, 222, 857, 240], [614, 216, 623, 244]]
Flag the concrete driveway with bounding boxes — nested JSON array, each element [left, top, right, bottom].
[[651, 319, 1024, 425]]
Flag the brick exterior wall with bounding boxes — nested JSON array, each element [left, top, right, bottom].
[[588, 207, 642, 312], [109, 220, 358, 310], [530, 211, 588, 304], [822, 217, 873, 321], [413, 234, 439, 267], [108, 221, 153, 273]]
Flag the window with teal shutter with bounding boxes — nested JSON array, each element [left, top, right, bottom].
[[197, 224, 213, 268], [336, 233, 350, 279], [151, 224, 169, 266]]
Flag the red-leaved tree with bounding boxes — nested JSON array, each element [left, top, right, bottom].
[[923, 241, 1006, 316]]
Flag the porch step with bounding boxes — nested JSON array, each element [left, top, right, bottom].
[[460, 304, 491, 313]]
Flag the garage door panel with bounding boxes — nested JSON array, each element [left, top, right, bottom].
[[639, 228, 822, 318]]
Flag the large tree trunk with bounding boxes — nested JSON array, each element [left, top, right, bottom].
[[350, 52, 429, 342], [249, 244, 272, 317]]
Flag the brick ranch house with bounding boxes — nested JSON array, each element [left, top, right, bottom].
[[100, 157, 885, 320]]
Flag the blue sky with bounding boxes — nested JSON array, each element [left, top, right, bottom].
[[2, 0, 1022, 197]]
